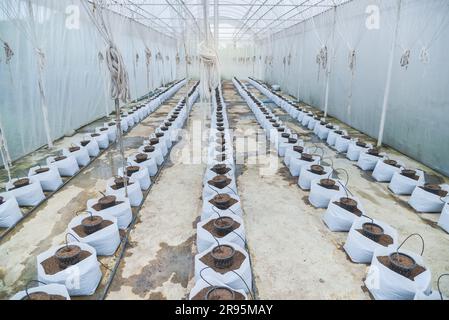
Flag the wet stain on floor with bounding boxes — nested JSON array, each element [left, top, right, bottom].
[[277, 167, 298, 185], [112, 235, 195, 298]]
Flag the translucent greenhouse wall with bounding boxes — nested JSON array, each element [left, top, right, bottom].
[[0, 0, 177, 162], [257, 0, 449, 176]]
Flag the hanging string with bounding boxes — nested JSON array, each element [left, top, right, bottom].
[[105, 43, 130, 103], [400, 49, 411, 69]]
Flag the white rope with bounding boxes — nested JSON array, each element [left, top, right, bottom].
[[81, 0, 130, 103], [198, 39, 220, 101], [105, 43, 130, 103], [400, 49, 411, 69], [2, 41, 14, 64]]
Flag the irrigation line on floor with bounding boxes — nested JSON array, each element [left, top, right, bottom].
[[100, 84, 199, 300], [0, 83, 187, 243]]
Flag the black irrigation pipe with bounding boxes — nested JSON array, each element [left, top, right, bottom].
[[0, 81, 186, 243], [100, 83, 199, 300]]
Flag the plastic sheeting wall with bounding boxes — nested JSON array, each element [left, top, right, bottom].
[[0, 0, 177, 161], [218, 43, 258, 80], [258, 0, 449, 176]]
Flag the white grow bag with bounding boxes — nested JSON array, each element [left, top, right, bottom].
[[105, 177, 143, 207], [326, 130, 347, 146], [346, 142, 372, 161], [357, 151, 386, 171], [389, 170, 425, 195], [62, 147, 90, 167], [203, 177, 238, 200], [308, 179, 347, 208], [288, 156, 320, 177], [317, 125, 337, 140], [414, 289, 446, 300], [91, 132, 109, 149], [67, 213, 121, 256], [372, 159, 404, 182], [201, 194, 243, 221], [5, 177, 45, 206], [87, 196, 132, 230], [278, 139, 301, 158], [0, 194, 22, 228], [334, 136, 353, 153], [197, 214, 246, 253], [322, 195, 366, 232], [298, 165, 333, 191], [148, 138, 168, 157], [301, 114, 313, 127], [47, 155, 79, 177], [138, 145, 164, 166], [438, 203, 449, 233], [307, 118, 319, 131], [408, 185, 449, 213], [97, 126, 117, 143], [189, 279, 248, 300], [194, 242, 252, 293], [284, 146, 308, 167], [365, 247, 431, 300], [28, 166, 63, 192], [76, 139, 100, 157], [127, 154, 158, 177], [343, 217, 398, 263], [118, 166, 151, 191], [37, 242, 102, 296], [10, 283, 71, 300]]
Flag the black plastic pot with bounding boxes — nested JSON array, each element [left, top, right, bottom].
[[211, 245, 235, 269], [13, 178, 30, 189], [213, 217, 235, 236], [293, 146, 304, 153], [319, 179, 336, 189], [388, 252, 417, 277], [210, 175, 229, 189], [205, 286, 235, 300], [98, 195, 117, 209], [213, 194, 231, 210], [362, 222, 384, 241], [81, 216, 103, 235], [144, 145, 155, 153], [301, 153, 313, 162], [401, 169, 417, 179], [55, 245, 81, 269], [35, 167, 50, 174], [126, 166, 140, 177], [339, 197, 358, 212], [310, 165, 324, 175], [135, 153, 148, 163]]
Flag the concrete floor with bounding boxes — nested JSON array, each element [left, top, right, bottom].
[[0, 79, 448, 300]]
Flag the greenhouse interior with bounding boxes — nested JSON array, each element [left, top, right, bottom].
[[0, 0, 448, 302]]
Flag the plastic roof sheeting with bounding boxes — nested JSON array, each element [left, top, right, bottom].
[[105, 0, 352, 42]]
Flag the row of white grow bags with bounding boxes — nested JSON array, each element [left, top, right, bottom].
[[246, 77, 446, 300], [190, 85, 249, 300], [248, 77, 449, 231], [9, 81, 197, 299], [0, 79, 187, 231]]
